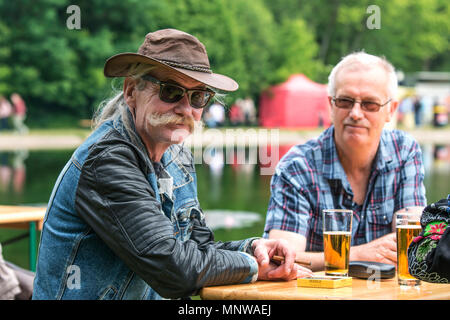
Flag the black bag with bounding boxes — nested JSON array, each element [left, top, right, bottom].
[[348, 261, 396, 279]]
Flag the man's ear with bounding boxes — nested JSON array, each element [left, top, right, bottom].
[[327, 96, 335, 124], [123, 77, 137, 109], [385, 100, 399, 122]]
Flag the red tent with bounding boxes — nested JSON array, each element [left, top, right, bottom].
[[259, 74, 331, 128]]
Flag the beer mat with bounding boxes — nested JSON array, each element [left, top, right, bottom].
[[348, 261, 395, 279], [297, 276, 352, 288]]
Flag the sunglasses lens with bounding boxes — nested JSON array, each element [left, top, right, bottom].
[[190, 91, 212, 108], [160, 84, 184, 103], [158, 81, 214, 108]]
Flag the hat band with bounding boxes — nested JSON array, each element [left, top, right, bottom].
[[157, 58, 212, 73]]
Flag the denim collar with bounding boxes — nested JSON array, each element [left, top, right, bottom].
[[111, 106, 193, 190]]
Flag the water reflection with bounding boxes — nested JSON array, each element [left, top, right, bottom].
[[0, 143, 447, 213], [0, 150, 28, 195], [433, 145, 450, 171], [205, 210, 261, 230], [201, 142, 450, 209]]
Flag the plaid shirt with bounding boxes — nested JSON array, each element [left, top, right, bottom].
[[263, 126, 426, 251]]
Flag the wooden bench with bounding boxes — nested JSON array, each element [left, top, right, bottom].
[[0, 205, 46, 271]]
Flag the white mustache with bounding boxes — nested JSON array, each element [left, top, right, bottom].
[[147, 112, 203, 132]]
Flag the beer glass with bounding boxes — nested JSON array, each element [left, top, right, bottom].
[[322, 209, 353, 276], [396, 210, 422, 286]]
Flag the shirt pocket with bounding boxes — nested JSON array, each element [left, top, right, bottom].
[[365, 203, 394, 240]]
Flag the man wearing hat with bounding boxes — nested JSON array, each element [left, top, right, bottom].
[[32, 29, 312, 300]]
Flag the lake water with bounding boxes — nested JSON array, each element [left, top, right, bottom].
[[0, 143, 449, 269]]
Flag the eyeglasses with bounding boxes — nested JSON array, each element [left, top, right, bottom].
[[141, 74, 215, 109], [332, 97, 391, 112]]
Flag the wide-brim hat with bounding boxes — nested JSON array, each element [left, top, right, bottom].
[[104, 28, 238, 92]]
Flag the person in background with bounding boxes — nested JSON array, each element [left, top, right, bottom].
[[10, 93, 28, 134], [238, 97, 256, 126], [0, 244, 21, 300], [264, 51, 426, 271], [0, 96, 12, 130], [413, 95, 423, 127], [229, 102, 244, 126], [208, 102, 225, 127], [0, 243, 34, 300], [398, 94, 414, 129]]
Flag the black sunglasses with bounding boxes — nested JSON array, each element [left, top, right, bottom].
[[332, 97, 391, 112], [141, 74, 215, 109]]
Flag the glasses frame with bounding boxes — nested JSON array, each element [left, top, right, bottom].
[[141, 74, 215, 109], [332, 97, 392, 112]]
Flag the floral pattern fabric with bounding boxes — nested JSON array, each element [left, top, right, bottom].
[[408, 196, 450, 283]]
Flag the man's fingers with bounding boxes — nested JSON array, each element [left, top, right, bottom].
[[384, 249, 397, 264], [253, 243, 270, 266], [376, 247, 397, 265], [280, 251, 295, 275], [380, 234, 398, 263], [267, 263, 296, 280], [296, 265, 314, 279], [384, 233, 397, 251]]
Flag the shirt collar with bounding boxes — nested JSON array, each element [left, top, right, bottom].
[[322, 126, 393, 182]]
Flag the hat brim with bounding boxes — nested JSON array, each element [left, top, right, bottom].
[[104, 53, 238, 92]]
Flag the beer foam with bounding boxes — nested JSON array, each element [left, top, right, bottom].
[[323, 231, 352, 235], [396, 225, 422, 229]]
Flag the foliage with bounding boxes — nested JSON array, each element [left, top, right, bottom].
[[0, 0, 448, 127]]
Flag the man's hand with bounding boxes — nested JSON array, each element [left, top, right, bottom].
[[350, 233, 397, 265], [251, 238, 313, 280]]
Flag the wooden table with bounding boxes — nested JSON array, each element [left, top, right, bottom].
[[200, 273, 450, 300], [0, 205, 47, 271]]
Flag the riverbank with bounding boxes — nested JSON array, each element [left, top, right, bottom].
[[0, 126, 448, 150]]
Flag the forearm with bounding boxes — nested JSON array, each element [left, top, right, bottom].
[[204, 238, 260, 254], [349, 233, 397, 265], [349, 244, 367, 262], [189, 217, 260, 254], [295, 251, 325, 272], [268, 229, 324, 271]]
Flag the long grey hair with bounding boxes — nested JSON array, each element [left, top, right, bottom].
[[92, 63, 155, 146]]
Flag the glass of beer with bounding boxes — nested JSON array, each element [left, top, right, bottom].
[[322, 209, 353, 276], [396, 210, 422, 286]]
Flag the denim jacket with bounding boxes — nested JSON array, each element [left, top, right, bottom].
[[33, 111, 258, 300]]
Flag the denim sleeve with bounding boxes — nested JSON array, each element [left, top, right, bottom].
[[238, 252, 259, 283]]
